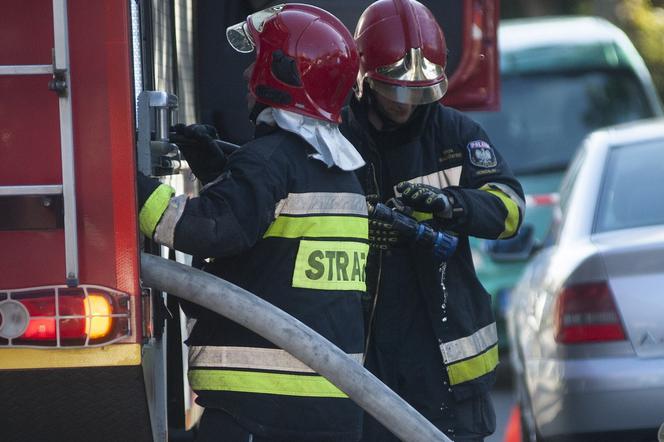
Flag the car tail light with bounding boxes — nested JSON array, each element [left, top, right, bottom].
[[0, 285, 130, 347], [554, 281, 626, 344]]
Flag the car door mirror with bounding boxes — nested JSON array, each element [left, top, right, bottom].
[[485, 223, 540, 262]]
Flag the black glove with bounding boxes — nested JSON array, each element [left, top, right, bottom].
[[368, 197, 459, 259], [367, 197, 410, 249], [396, 182, 453, 220], [369, 217, 401, 249], [137, 171, 161, 210], [170, 124, 239, 185]]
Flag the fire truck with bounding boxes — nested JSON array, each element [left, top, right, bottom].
[[0, 1, 498, 440]]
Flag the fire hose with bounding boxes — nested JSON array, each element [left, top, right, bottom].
[[140, 253, 451, 442]]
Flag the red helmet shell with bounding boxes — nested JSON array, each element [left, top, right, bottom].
[[355, 0, 448, 102], [243, 4, 359, 124]]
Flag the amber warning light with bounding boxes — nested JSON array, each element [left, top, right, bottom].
[[0, 286, 131, 347]]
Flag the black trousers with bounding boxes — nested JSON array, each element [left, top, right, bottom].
[[196, 408, 271, 442], [361, 254, 496, 442]]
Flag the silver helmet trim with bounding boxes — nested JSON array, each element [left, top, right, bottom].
[[375, 47, 445, 82]]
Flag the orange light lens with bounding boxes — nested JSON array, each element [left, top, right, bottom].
[[85, 293, 113, 339]]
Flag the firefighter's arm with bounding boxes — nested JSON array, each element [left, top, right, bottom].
[[137, 147, 286, 257], [439, 180, 524, 240], [397, 177, 523, 241], [450, 128, 525, 240], [398, 129, 524, 240]]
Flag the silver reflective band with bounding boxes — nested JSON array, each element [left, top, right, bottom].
[[154, 194, 188, 248], [395, 166, 462, 195], [275, 192, 368, 217], [226, 22, 254, 53], [368, 77, 448, 105], [439, 323, 498, 364], [189, 345, 363, 373]]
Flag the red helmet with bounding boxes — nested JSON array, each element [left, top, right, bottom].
[[226, 4, 359, 124], [354, 0, 448, 105]]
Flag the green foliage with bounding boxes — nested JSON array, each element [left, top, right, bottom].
[[501, 0, 664, 100], [617, 0, 664, 100], [500, 0, 592, 18]]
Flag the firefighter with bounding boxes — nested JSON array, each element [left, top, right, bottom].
[[137, 4, 368, 441], [339, 1, 525, 441]]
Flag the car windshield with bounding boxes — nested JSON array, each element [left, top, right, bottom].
[[594, 138, 664, 233], [469, 68, 653, 175]]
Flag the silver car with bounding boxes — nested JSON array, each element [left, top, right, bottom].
[[507, 118, 664, 442]]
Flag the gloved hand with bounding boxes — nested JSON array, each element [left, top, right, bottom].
[[369, 218, 400, 249], [367, 197, 410, 249], [396, 182, 453, 220], [367, 197, 458, 260], [170, 124, 239, 185], [137, 171, 162, 210]]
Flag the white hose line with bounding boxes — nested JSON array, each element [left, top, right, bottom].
[[141, 253, 450, 442]]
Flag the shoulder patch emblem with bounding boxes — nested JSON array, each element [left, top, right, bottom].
[[467, 140, 497, 168]]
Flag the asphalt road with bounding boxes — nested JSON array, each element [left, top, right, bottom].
[[487, 363, 517, 442], [488, 385, 517, 442]]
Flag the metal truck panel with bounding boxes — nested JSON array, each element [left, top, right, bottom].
[[0, 0, 141, 345]]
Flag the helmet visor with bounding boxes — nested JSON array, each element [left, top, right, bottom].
[[226, 5, 285, 54], [226, 22, 255, 53], [368, 77, 449, 105]]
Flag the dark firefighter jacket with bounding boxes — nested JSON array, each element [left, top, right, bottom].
[[139, 125, 368, 441], [340, 97, 525, 401]]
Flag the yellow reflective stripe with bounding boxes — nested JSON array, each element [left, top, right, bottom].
[[447, 345, 499, 386], [139, 184, 175, 237], [263, 215, 368, 239], [485, 182, 526, 215], [188, 369, 347, 398], [293, 240, 368, 291], [0, 344, 141, 370], [411, 210, 433, 222], [480, 185, 520, 239]]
